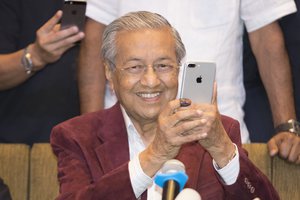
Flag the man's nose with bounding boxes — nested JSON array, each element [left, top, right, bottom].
[[140, 66, 160, 87]]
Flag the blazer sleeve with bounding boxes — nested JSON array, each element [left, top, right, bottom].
[[220, 116, 280, 199], [51, 125, 137, 200]]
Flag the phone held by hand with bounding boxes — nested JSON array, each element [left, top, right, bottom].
[[179, 62, 216, 104], [60, 0, 86, 32]]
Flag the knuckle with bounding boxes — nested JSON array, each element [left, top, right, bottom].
[[36, 29, 42, 36], [181, 122, 190, 131]]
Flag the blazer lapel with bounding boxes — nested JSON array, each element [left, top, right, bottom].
[[94, 103, 130, 174]]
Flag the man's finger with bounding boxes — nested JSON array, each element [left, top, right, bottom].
[[278, 140, 292, 159], [296, 155, 300, 165], [211, 81, 217, 105], [287, 136, 300, 163], [40, 10, 63, 34], [267, 137, 279, 157], [161, 99, 186, 117]]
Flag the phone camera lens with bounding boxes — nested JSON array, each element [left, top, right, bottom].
[[188, 63, 196, 68]]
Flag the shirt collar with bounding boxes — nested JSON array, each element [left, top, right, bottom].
[[120, 105, 135, 131], [120, 105, 146, 159]]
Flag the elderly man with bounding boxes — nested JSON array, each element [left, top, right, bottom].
[[51, 11, 279, 199]]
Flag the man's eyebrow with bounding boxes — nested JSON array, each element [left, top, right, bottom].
[[122, 58, 143, 65], [122, 57, 175, 65], [154, 57, 174, 62]]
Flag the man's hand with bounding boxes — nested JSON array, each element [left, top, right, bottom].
[[150, 99, 206, 161], [139, 99, 210, 177], [30, 10, 85, 70], [143, 84, 234, 175], [268, 132, 300, 164], [192, 82, 235, 168]]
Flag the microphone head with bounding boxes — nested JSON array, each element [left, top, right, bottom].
[[175, 188, 201, 200], [161, 159, 186, 174], [154, 159, 188, 191]]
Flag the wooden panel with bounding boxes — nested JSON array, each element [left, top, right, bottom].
[[29, 143, 59, 200], [272, 156, 300, 200], [0, 143, 30, 200]]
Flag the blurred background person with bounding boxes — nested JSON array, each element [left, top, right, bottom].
[[0, 0, 84, 145], [243, 0, 300, 162], [280, 0, 300, 120]]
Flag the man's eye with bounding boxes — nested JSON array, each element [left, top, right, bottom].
[[155, 64, 173, 72], [125, 65, 144, 73]]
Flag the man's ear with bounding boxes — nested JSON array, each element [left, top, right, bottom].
[[104, 60, 114, 92], [104, 61, 112, 80]]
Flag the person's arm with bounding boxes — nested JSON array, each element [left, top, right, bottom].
[[217, 118, 280, 199], [0, 10, 84, 90], [78, 18, 106, 113], [222, 145, 280, 199], [248, 21, 300, 164]]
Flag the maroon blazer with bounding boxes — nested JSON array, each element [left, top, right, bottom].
[[51, 103, 279, 200]]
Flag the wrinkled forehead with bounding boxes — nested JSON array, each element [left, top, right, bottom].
[[115, 26, 174, 44], [114, 27, 177, 62]]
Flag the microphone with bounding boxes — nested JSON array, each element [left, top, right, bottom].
[[154, 159, 188, 200], [175, 188, 201, 200]]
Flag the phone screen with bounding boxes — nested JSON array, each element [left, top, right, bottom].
[[61, 0, 86, 32]]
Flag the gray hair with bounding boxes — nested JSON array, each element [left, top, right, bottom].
[[101, 11, 186, 70]]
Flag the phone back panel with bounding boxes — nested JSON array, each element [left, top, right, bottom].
[[61, 1, 86, 31], [180, 62, 216, 103]]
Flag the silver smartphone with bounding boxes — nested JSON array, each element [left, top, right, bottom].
[[179, 62, 216, 103], [60, 0, 86, 32]]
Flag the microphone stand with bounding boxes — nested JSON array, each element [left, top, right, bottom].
[[162, 180, 180, 200]]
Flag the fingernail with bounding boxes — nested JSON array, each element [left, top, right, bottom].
[[79, 32, 85, 38], [180, 98, 191, 107], [72, 26, 79, 32], [200, 118, 207, 123], [270, 149, 277, 156]]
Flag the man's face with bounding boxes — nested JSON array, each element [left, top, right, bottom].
[[106, 27, 179, 123]]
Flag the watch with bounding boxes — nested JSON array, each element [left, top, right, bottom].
[[21, 46, 33, 74], [275, 119, 300, 136]]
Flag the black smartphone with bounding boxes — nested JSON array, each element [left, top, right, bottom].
[[60, 0, 86, 32], [179, 62, 216, 103]]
